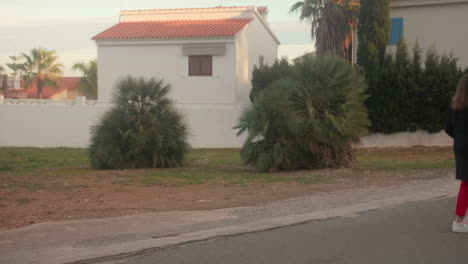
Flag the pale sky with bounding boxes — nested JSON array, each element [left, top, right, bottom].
[[0, 0, 315, 76]]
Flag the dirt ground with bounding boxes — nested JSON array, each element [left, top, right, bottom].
[[0, 167, 453, 231]]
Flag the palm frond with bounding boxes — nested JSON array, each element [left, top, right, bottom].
[[73, 59, 97, 99], [235, 55, 369, 172], [89, 76, 189, 169]]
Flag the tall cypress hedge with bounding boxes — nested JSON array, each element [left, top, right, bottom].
[[357, 0, 465, 134], [356, 0, 391, 132], [370, 41, 465, 133]]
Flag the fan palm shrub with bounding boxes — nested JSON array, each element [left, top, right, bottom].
[[236, 56, 369, 172], [89, 76, 189, 169]]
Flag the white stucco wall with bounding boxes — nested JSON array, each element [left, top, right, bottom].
[[390, 1, 468, 67], [0, 99, 108, 148], [179, 103, 247, 148], [0, 98, 247, 148], [97, 39, 238, 102], [245, 16, 278, 69], [233, 15, 279, 102]]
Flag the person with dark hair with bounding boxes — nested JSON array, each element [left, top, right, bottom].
[[446, 73, 468, 232]]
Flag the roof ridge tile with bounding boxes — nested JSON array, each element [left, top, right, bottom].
[[92, 18, 253, 40]]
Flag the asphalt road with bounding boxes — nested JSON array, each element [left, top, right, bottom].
[[114, 197, 468, 264]]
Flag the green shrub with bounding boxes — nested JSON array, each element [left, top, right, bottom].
[[419, 49, 461, 132], [89, 76, 189, 169], [367, 41, 464, 133], [236, 56, 369, 172], [249, 58, 293, 102]]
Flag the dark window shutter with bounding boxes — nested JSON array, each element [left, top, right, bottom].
[[189, 56, 200, 76], [201, 56, 212, 75], [189, 55, 212, 76]]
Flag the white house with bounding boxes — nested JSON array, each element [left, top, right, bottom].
[[93, 6, 280, 103], [352, 0, 468, 67], [389, 0, 468, 67]]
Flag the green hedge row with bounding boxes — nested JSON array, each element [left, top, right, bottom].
[[252, 44, 467, 134], [366, 41, 467, 133]]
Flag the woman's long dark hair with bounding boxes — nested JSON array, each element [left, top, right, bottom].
[[452, 73, 468, 111]]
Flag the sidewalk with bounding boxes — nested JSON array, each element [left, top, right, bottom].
[[0, 177, 458, 264]]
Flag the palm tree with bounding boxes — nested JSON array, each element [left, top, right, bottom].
[[72, 59, 97, 99], [235, 56, 369, 172], [21, 48, 64, 99], [290, 0, 359, 60]]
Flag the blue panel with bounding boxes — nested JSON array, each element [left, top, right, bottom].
[[389, 18, 403, 45]]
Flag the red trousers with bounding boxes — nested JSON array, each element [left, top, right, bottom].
[[456, 180, 468, 217]]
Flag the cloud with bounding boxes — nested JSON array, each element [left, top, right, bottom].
[[279, 44, 315, 61], [0, 17, 107, 76], [59, 49, 97, 76], [0, 34, 16, 40], [270, 20, 313, 45]]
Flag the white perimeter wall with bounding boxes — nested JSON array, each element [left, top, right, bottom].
[[0, 98, 246, 148], [0, 97, 453, 148], [97, 40, 238, 103], [390, 2, 468, 67], [360, 130, 452, 148], [0, 99, 107, 148]]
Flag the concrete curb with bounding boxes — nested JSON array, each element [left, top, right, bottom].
[[67, 185, 457, 263]]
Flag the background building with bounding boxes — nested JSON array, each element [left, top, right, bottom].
[[93, 6, 280, 103]]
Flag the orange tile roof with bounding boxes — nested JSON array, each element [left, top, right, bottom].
[[92, 18, 253, 40]]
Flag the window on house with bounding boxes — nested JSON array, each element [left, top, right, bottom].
[[259, 55, 264, 67], [189, 55, 212, 76], [389, 18, 403, 45]]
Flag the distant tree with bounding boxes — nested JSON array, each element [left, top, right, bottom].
[[21, 48, 64, 99], [0, 65, 5, 95], [6, 56, 24, 78], [290, 0, 359, 60], [356, 0, 390, 131], [73, 59, 97, 99], [356, 0, 390, 76]]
